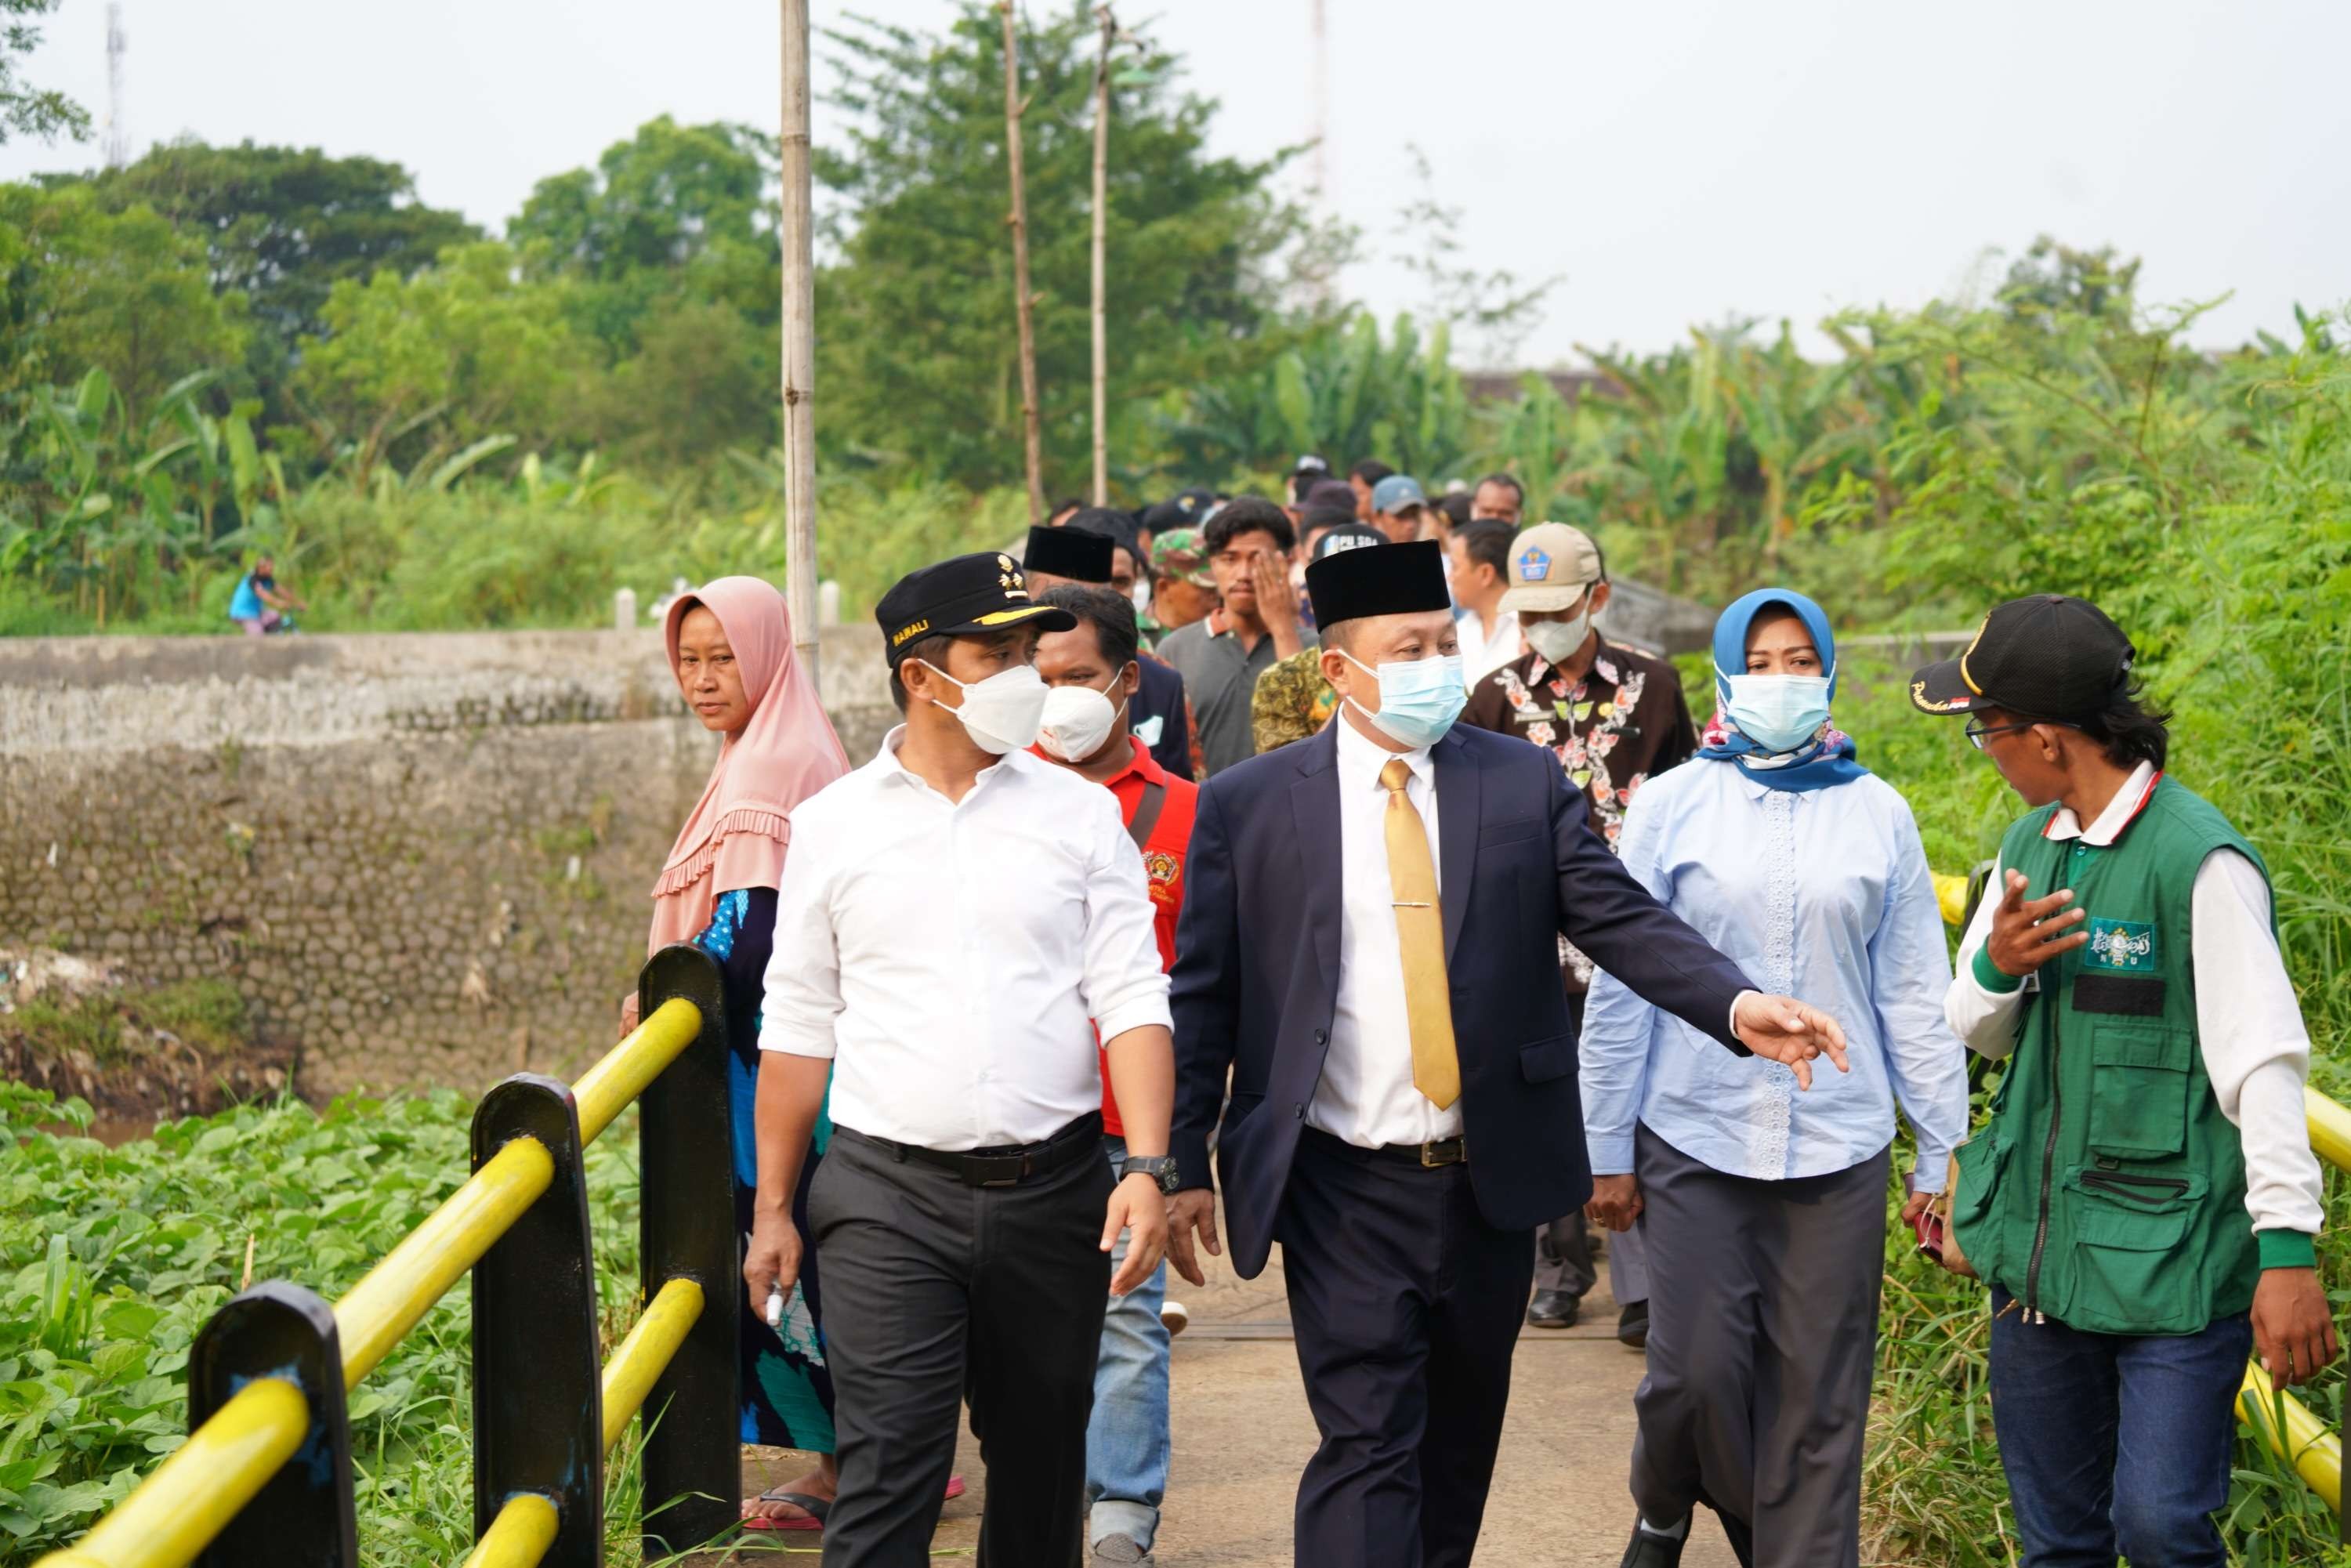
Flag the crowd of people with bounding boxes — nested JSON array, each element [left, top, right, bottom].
[[632, 457, 2338, 1568]]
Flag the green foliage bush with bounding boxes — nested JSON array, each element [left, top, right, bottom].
[[0, 1085, 660, 1566]]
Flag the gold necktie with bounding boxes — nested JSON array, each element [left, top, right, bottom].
[[1379, 757, 1460, 1110]]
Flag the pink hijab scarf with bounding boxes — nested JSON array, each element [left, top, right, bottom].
[[647, 577, 851, 953]]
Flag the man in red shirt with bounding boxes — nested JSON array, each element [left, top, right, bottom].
[[1032, 584, 1195, 1567]]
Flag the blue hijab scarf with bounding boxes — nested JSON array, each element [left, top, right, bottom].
[[1697, 587, 1870, 793]]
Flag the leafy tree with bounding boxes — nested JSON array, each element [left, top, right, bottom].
[[595, 298, 778, 469], [814, 2, 1331, 493], [294, 242, 593, 483], [53, 139, 479, 414], [0, 183, 247, 421], [1, 0, 87, 147], [510, 115, 780, 351]]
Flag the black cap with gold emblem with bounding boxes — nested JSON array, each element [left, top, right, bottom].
[[1909, 593, 2135, 720], [875, 551, 1078, 667]]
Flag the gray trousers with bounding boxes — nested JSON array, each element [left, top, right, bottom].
[[1628, 1124, 1888, 1568], [1534, 1210, 1650, 1303], [810, 1123, 1114, 1568]]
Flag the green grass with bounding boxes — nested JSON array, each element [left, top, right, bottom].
[[9, 980, 250, 1070]]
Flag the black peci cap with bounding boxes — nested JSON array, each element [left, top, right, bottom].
[[1306, 538, 1450, 628], [1023, 523, 1114, 584], [1910, 594, 2136, 721], [875, 551, 1077, 666]]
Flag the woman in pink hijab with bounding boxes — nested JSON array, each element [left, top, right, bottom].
[[637, 577, 881, 1530]]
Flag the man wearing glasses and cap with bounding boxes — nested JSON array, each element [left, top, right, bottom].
[[1911, 594, 2335, 1568], [748, 551, 1182, 1567], [1165, 539, 1853, 1568]]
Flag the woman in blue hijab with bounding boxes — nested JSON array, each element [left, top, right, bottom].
[[1580, 588, 1968, 1568]]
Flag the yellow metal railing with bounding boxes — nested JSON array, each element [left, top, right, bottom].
[[35, 994, 710, 1568]]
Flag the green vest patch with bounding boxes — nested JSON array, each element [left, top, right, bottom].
[[2085, 918, 2158, 972]]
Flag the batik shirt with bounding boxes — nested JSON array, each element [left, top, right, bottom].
[[1458, 636, 1698, 991], [1250, 645, 1339, 755]]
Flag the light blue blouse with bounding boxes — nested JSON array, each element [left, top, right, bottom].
[[1580, 758, 1969, 1188]]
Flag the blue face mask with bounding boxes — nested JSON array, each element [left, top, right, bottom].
[[1721, 672, 1833, 752], [1342, 650, 1467, 750]]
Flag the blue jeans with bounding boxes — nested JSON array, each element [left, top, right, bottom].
[[1987, 1287, 2253, 1567], [1088, 1136, 1172, 1552]]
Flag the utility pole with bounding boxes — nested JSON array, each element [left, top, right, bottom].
[[998, 2, 1048, 523], [103, 5, 128, 169], [1089, 7, 1116, 507], [1308, 0, 1328, 206], [780, 0, 819, 680]]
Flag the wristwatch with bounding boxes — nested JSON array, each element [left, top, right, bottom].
[[1122, 1155, 1182, 1193]]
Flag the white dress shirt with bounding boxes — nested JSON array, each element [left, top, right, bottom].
[[759, 726, 1172, 1150], [1310, 714, 1465, 1148], [1945, 761, 2324, 1240], [1458, 607, 1523, 686], [1581, 759, 1969, 1187]]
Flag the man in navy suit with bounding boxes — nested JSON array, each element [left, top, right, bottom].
[[1165, 540, 1849, 1568]]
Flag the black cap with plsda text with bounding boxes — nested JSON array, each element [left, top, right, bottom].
[[1909, 593, 2136, 722], [875, 551, 1077, 668], [1023, 523, 1114, 585], [1306, 537, 1449, 629]]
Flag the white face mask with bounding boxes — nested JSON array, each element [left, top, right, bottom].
[[1523, 603, 1593, 666], [918, 661, 1050, 755], [1130, 581, 1152, 617], [1038, 669, 1130, 762], [1720, 672, 1834, 752]]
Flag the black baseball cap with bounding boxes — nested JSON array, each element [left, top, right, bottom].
[[1909, 594, 2136, 721], [875, 551, 1076, 665], [1139, 492, 1206, 536]]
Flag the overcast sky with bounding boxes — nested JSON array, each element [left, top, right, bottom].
[[6, 0, 2346, 365]]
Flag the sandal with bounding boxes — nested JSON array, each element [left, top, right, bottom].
[[741, 1489, 829, 1533], [739, 1476, 965, 1534]]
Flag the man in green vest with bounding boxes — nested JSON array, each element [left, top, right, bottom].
[[1911, 593, 2336, 1567]]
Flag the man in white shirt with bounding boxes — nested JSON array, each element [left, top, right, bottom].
[[746, 552, 1182, 1568], [1445, 517, 1521, 683]]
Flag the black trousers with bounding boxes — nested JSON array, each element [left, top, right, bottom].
[[1279, 1128, 1534, 1568], [809, 1121, 1115, 1568]]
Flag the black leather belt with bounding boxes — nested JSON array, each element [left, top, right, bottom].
[[1306, 1127, 1468, 1168], [856, 1112, 1103, 1188]]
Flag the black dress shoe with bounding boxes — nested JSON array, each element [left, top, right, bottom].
[[1617, 1518, 1686, 1567], [1526, 1290, 1581, 1328], [1617, 1299, 1649, 1349]]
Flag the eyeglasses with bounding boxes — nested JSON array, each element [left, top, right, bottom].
[[1964, 721, 2036, 751]]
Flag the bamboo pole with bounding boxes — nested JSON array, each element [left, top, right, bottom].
[[999, 2, 1048, 522], [1089, 6, 1114, 507], [781, 0, 820, 680]]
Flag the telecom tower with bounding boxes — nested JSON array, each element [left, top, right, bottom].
[[103, 4, 128, 169]]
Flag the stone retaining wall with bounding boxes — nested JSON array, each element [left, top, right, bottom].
[[0, 628, 894, 1096]]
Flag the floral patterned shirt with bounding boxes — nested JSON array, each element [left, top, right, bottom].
[[1459, 636, 1700, 990]]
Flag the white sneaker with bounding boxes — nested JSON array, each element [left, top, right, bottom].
[[1159, 1299, 1190, 1336]]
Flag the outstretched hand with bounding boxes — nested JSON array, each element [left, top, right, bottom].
[[1731, 992, 1849, 1091]]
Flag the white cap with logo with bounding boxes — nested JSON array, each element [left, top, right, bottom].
[[1498, 522, 1604, 613]]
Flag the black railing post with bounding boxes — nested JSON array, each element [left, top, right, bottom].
[[190, 1282, 357, 1568], [635, 943, 737, 1556], [469, 1074, 602, 1566]]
